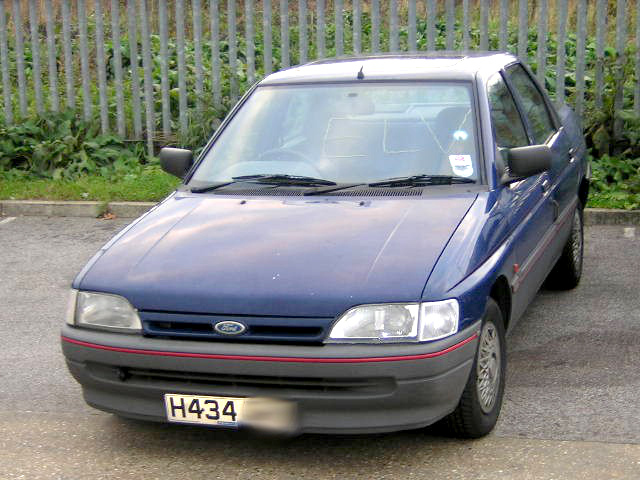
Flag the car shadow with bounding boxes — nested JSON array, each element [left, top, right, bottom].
[[101, 414, 473, 468]]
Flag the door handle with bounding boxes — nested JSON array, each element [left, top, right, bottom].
[[541, 179, 550, 193]]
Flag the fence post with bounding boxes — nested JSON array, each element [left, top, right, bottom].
[[594, 0, 606, 109], [263, 0, 272, 73], [12, 0, 27, 117], [574, 0, 587, 120], [211, 0, 221, 104], [371, 0, 379, 53], [316, 0, 325, 58], [193, 0, 205, 113], [139, 0, 155, 155], [462, 0, 469, 51], [334, 0, 343, 56], [408, 0, 416, 52], [426, 0, 436, 51], [28, 0, 43, 114], [389, 0, 398, 52], [158, 0, 171, 137], [445, 0, 454, 50], [479, 0, 488, 51], [127, 0, 143, 137], [517, 0, 527, 59], [44, 0, 58, 113], [499, 0, 508, 51], [246, 0, 255, 81], [299, 0, 308, 62], [536, 0, 548, 85], [281, 0, 290, 66], [613, 0, 627, 142], [61, 0, 74, 111], [94, 0, 109, 133], [352, 0, 360, 55], [175, 0, 188, 136], [635, 0, 640, 115], [555, 0, 568, 105], [228, 0, 237, 100], [0, 0, 13, 124], [77, 0, 92, 121]]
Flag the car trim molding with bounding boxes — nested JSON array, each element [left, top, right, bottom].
[[512, 196, 578, 293], [61, 333, 478, 363]]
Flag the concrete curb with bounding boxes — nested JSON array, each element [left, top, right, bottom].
[[0, 200, 639, 223], [583, 208, 640, 226], [107, 202, 157, 218], [0, 200, 155, 218], [0, 200, 105, 218]]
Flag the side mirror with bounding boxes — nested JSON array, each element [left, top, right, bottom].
[[502, 145, 552, 183], [159, 147, 194, 178]]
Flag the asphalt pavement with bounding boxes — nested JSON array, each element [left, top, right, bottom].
[[0, 216, 639, 479]]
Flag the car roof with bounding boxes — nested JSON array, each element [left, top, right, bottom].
[[260, 51, 518, 85]]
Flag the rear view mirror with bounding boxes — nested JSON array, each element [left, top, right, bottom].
[[159, 147, 194, 179], [502, 145, 552, 182]]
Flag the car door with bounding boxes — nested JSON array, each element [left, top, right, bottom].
[[486, 71, 555, 319], [505, 64, 579, 277]]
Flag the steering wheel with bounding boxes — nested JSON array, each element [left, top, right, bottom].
[[258, 147, 315, 166]]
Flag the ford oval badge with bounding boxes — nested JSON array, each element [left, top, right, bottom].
[[214, 320, 247, 336]]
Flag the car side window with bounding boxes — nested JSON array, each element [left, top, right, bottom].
[[487, 73, 529, 149], [506, 64, 555, 144]]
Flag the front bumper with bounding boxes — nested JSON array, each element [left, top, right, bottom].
[[61, 322, 480, 434]]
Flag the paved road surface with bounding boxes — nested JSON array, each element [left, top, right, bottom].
[[0, 216, 638, 479]]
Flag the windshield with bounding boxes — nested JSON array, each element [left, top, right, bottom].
[[189, 82, 479, 186]]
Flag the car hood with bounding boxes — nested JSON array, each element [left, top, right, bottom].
[[78, 192, 477, 317]]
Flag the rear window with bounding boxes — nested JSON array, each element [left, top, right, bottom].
[[191, 82, 480, 185]]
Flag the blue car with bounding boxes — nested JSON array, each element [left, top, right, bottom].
[[62, 53, 588, 437]]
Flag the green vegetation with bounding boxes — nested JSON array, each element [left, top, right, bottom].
[[0, 111, 149, 179], [0, 110, 180, 203], [0, 8, 639, 208], [0, 169, 179, 202]]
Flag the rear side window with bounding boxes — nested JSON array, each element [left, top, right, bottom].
[[506, 64, 555, 144], [487, 73, 529, 149]]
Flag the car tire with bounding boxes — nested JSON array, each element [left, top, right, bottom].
[[440, 298, 506, 439], [545, 203, 584, 290]]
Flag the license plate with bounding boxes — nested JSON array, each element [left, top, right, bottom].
[[164, 394, 245, 427], [164, 393, 297, 431]]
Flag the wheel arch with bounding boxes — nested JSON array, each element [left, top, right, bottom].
[[489, 275, 512, 330], [578, 176, 589, 209]]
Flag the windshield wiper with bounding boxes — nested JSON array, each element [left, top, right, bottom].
[[368, 175, 475, 188], [232, 174, 336, 186], [304, 183, 366, 195], [190, 181, 236, 193], [190, 174, 336, 193]]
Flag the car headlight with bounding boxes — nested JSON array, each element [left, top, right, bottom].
[[326, 299, 459, 343], [66, 289, 142, 332]]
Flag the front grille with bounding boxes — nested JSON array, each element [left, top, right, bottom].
[[140, 311, 333, 345], [103, 365, 396, 397]]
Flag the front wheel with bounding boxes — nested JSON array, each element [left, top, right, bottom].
[[440, 298, 506, 438]]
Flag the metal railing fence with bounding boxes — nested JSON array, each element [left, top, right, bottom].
[[0, 0, 638, 154]]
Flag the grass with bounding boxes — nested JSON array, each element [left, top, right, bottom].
[[0, 170, 180, 203], [587, 192, 640, 210]]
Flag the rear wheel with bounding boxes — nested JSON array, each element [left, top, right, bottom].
[[546, 204, 583, 290], [441, 298, 506, 438]]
